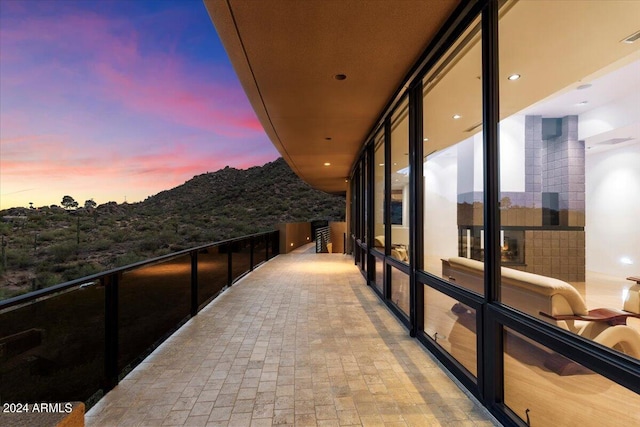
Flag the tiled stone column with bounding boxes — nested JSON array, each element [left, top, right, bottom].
[[541, 115, 585, 227]]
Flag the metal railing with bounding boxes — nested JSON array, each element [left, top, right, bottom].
[[0, 230, 279, 408], [315, 226, 330, 253]]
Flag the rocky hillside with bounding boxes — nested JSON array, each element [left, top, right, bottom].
[[0, 158, 345, 298], [140, 157, 343, 230]]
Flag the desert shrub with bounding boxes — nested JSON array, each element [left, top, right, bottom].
[[79, 221, 94, 231], [49, 241, 77, 263], [60, 263, 101, 282], [90, 239, 112, 251], [36, 271, 63, 288], [138, 235, 163, 252], [154, 247, 172, 257], [114, 253, 145, 268], [7, 249, 35, 269], [39, 228, 70, 242], [135, 221, 155, 232], [0, 287, 30, 299], [108, 229, 128, 243]]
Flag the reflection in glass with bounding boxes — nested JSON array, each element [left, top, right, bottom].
[[390, 98, 410, 264], [504, 327, 640, 426], [424, 286, 477, 376], [374, 256, 384, 294], [421, 16, 484, 294], [390, 266, 409, 316], [498, 0, 640, 360], [0, 286, 105, 403], [118, 254, 191, 372], [254, 236, 267, 267], [197, 246, 228, 308], [373, 130, 386, 254], [232, 239, 252, 282]]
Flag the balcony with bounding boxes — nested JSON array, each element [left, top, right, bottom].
[[0, 229, 498, 426], [83, 245, 497, 426]]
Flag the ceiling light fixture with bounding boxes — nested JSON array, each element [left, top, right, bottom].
[[334, 74, 347, 80], [621, 30, 640, 44], [507, 74, 521, 81], [423, 137, 429, 142], [324, 162, 331, 166], [576, 101, 589, 106], [453, 114, 461, 119], [577, 83, 592, 90], [378, 163, 384, 166]]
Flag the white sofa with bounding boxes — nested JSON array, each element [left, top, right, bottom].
[[374, 235, 408, 262], [442, 257, 640, 359]]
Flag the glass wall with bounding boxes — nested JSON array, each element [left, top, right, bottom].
[[374, 256, 384, 294], [424, 286, 477, 377], [349, 1, 640, 424], [504, 327, 640, 426], [373, 130, 386, 255], [390, 265, 409, 315], [353, 165, 363, 271], [422, 16, 484, 295], [498, 0, 640, 361], [390, 98, 410, 264]]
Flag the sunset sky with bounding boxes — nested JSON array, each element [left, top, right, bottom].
[[0, 0, 278, 210]]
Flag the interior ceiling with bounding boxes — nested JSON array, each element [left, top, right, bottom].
[[420, 0, 640, 160], [204, 0, 460, 194]]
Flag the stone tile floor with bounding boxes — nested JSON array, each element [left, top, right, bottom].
[[86, 247, 499, 426]]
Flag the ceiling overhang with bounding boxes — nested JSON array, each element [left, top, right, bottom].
[[204, 0, 459, 194]]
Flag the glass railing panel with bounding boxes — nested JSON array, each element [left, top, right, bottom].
[[0, 284, 105, 403], [504, 327, 640, 426], [390, 266, 409, 316], [231, 239, 252, 282], [373, 256, 384, 294], [424, 286, 477, 376], [197, 246, 228, 309], [118, 254, 191, 372], [254, 236, 267, 267], [269, 231, 280, 258]]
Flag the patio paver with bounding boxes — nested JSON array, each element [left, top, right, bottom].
[[86, 247, 499, 426]]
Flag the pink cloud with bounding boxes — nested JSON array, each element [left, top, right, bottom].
[[2, 8, 263, 138], [0, 2, 280, 209]]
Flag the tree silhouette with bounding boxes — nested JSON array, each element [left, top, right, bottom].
[[84, 199, 97, 209], [61, 195, 79, 210]]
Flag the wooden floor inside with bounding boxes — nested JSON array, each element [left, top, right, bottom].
[[421, 259, 640, 427]]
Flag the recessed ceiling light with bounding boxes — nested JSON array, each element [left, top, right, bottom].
[[621, 30, 640, 44], [576, 101, 588, 106], [378, 163, 384, 166], [453, 114, 461, 119], [577, 83, 592, 90], [423, 138, 429, 142], [334, 74, 347, 81], [324, 162, 331, 166], [507, 74, 521, 81]]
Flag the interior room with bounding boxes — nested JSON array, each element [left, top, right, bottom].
[[418, 1, 639, 424]]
